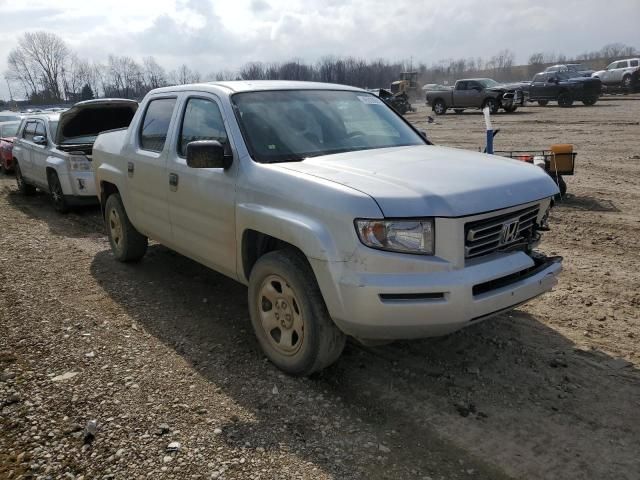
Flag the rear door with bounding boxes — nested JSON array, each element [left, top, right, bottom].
[[467, 81, 485, 107], [126, 96, 177, 244], [452, 81, 470, 107], [167, 93, 238, 278]]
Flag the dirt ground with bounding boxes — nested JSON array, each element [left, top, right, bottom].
[[1, 94, 639, 480]]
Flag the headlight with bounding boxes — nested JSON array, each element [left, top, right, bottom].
[[355, 218, 435, 255], [69, 157, 91, 171]]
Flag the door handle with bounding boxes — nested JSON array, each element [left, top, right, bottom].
[[169, 173, 179, 191], [127, 162, 134, 177]]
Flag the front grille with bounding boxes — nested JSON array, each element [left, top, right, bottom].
[[465, 205, 539, 259]]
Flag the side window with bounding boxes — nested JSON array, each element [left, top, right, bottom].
[[630, 60, 639, 67], [178, 98, 229, 157], [615, 61, 627, 69], [139, 98, 177, 152], [22, 121, 36, 141], [456, 81, 467, 90], [34, 121, 46, 140], [533, 74, 544, 83]]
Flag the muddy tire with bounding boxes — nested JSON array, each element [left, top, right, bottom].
[[537, 100, 549, 106], [15, 161, 36, 195], [557, 92, 573, 107], [454, 109, 464, 114], [47, 170, 69, 214], [104, 193, 148, 262], [483, 97, 499, 114], [248, 249, 346, 376], [582, 96, 598, 106], [503, 105, 518, 113], [432, 99, 447, 115]]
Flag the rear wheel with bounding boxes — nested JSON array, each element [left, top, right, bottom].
[[503, 105, 518, 113], [432, 99, 447, 115], [557, 92, 573, 107], [537, 100, 549, 106], [582, 96, 598, 106], [104, 193, 148, 262], [47, 170, 69, 213], [454, 109, 464, 114], [15, 161, 36, 195], [248, 249, 346, 376]]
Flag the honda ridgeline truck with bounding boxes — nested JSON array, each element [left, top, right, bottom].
[[92, 81, 562, 376]]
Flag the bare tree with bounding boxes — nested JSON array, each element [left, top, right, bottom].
[[17, 31, 69, 100], [142, 56, 167, 91], [168, 64, 201, 85]]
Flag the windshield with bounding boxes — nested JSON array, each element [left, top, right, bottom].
[[232, 90, 425, 163], [0, 123, 19, 137], [476, 79, 500, 88]]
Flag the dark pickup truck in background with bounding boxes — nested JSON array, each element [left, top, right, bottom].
[[515, 71, 602, 107], [425, 78, 523, 115]]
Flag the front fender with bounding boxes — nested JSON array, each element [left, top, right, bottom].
[[45, 156, 71, 193], [236, 202, 340, 265]]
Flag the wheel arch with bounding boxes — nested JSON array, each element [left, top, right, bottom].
[[99, 180, 120, 218]]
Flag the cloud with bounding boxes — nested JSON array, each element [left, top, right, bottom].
[[250, 0, 271, 13], [1, 0, 639, 99]]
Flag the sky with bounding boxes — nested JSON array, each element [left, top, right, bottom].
[[0, 0, 638, 100]]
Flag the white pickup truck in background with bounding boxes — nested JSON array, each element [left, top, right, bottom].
[[92, 81, 562, 376]]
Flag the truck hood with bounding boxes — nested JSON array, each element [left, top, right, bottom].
[[55, 98, 138, 146], [277, 145, 559, 217]]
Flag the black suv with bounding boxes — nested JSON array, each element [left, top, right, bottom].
[[526, 71, 602, 107]]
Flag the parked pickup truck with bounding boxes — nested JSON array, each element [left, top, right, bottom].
[[92, 81, 562, 376], [524, 71, 602, 106], [12, 99, 138, 212], [425, 78, 523, 115]]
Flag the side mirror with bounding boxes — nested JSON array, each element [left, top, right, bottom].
[[186, 140, 232, 169], [33, 135, 47, 145]]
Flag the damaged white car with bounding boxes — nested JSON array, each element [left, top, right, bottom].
[[12, 99, 138, 212]]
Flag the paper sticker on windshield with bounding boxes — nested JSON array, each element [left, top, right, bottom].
[[358, 95, 383, 105]]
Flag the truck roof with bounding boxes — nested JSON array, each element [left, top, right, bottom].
[[149, 80, 365, 95]]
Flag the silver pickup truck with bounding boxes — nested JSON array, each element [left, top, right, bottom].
[[426, 78, 523, 115], [92, 81, 561, 375]]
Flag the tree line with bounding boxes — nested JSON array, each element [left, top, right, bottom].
[[4, 31, 638, 105]]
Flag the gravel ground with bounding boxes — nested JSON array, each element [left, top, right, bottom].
[[1, 94, 639, 480]]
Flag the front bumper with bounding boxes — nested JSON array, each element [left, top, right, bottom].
[[321, 251, 561, 340]]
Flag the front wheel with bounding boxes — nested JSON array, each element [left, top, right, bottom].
[[15, 161, 36, 195], [483, 98, 499, 114], [503, 105, 518, 113], [47, 170, 69, 213], [248, 249, 346, 376], [582, 96, 598, 106], [104, 193, 148, 262], [557, 92, 573, 107], [537, 100, 549, 106], [454, 109, 464, 114], [622, 75, 632, 89], [432, 99, 447, 115]]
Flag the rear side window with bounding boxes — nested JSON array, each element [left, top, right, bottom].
[[533, 74, 545, 82], [456, 81, 467, 90], [139, 98, 177, 152], [178, 98, 229, 157], [631, 60, 639, 67]]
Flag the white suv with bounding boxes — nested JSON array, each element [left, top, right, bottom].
[[12, 100, 137, 212], [592, 58, 640, 88]]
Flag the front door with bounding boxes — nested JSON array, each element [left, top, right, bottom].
[[126, 96, 177, 244], [14, 120, 36, 179], [30, 120, 50, 187], [167, 94, 237, 279]]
